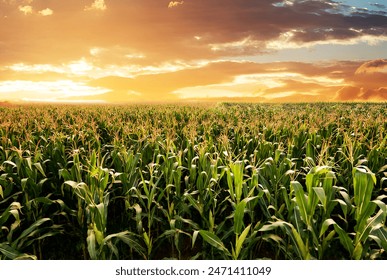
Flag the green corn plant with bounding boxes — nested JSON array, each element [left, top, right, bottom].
[[259, 166, 339, 259], [64, 150, 130, 259], [108, 148, 142, 235], [227, 161, 244, 204], [65, 171, 145, 259], [292, 166, 333, 229], [126, 157, 165, 259], [0, 202, 28, 259], [320, 166, 387, 259], [290, 166, 340, 259], [0, 147, 64, 259], [231, 193, 260, 259], [0, 200, 61, 259], [231, 223, 252, 260], [259, 219, 312, 259], [184, 150, 224, 232], [350, 166, 386, 259], [251, 151, 296, 221]]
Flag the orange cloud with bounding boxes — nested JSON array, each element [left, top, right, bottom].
[[55, 61, 355, 102], [2, 0, 387, 66], [361, 88, 387, 100], [168, 1, 184, 8], [84, 0, 106, 11], [18, 5, 32, 14], [355, 59, 387, 74], [335, 86, 387, 101], [1, 1, 387, 103], [335, 86, 361, 101], [38, 8, 53, 16], [335, 59, 387, 101], [1, 58, 377, 103]]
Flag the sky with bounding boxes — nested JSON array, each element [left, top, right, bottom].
[[0, 0, 386, 103]]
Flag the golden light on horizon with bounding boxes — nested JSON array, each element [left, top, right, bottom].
[[0, 80, 109, 102]]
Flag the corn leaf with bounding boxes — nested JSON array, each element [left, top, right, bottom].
[[199, 230, 230, 255], [87, 229, 97, 260], [291, 181, 308, 225], [234, 224, 251, 259]]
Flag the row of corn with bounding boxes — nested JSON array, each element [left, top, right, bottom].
[[0, 102, 386, 259]]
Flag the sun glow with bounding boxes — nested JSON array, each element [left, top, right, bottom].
[[68, 59, 95, 76], [174, 71, 346, 100], [0, 80, 109, 102], [6, 59, 97, 77]]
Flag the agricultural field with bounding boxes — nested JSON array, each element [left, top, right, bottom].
[[0, 102, 386, 260]]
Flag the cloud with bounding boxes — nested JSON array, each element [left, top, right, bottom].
[[1, 1, 387, 103], [64, 59, 383, 102], [355, 59, 387, 74], [0, 80, 109, 102], [88, 46, 146, 66], [334, 59, 387, 101], [2, 0, 387, 66], [335, 86, 387, 101], [18, 5, 32, 15], [209, 37, 266, 56], [1, 57, 385, 103], [84, 0, 106, 11], [38, 8, 53, 16], [370, 3, 386, 10], [168, 1, 184, 8], [334, 86, 361, 101], [53, 60, 355, 102], [361, 87, 387, 100], [16, 4, 53, 16]]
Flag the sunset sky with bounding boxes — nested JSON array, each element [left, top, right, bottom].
[[0, 0, 386, 103]]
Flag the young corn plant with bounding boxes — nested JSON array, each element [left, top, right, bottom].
[[259, 166, 339, 259], [0, 148, 64, 259], [320, 166, 387, 259], [126, 155, 166, 259], [197, 160, 259, 260], [65, 150, 144, 259], [0, 201, 36, 259]]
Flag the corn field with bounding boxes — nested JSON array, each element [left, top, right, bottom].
[[0, 102, 386, 260]]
